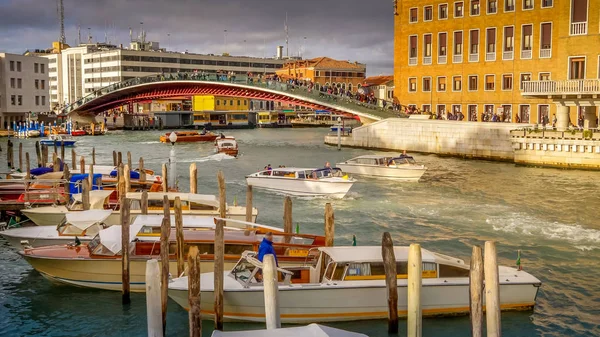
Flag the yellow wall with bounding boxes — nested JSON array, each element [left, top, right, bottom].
[[394, 0, 600, 123], [192, 96, 215, 111], [193, 95, 249, 111]]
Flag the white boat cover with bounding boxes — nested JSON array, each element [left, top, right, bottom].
[[98, 222, 145, 255], [65, 209, 113, 230], [72, 190, 113, 209], [211, 324, 368, 337], [132, 215, 217, 228], [126, 192, 220, 208]]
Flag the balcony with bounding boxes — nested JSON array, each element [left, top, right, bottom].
[[521, 49, 532, 59], [409, 57, 417, 66], [453, 54, 463, 63], [423, 56, 432, 65], [521, 79, 600, 97], [503, 51, 514, 60], [438, 55, 447, 64], [486, 52, 496, 61], [539, 48, 551, 58], [469, 53, 479, 62], [571, 22, 587, 35]]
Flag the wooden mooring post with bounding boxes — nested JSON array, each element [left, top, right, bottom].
[[141, 190, 148, 215], [263, 254, 281, 329], [80, 156, 85, 174], [214, 171, 226, 330], [25, 153, 30, 180], [162, 163, 168, 192], [381, 232, 398, 334], [71, 149, 77, 170], [189, 162, 197, 194], [92, 147, 96, 165], [82, 179, 90, 210], [18, 142, 22, 171], [160, 195, 171, 336], [146, 259, 163, 337], [52, 152, 59, 172], [117, 164, 124, 202], [121, 194, 131, 304], [188, 246, 202, 337], [124, 164, 131, 193], [139, 157, 146, 182], [484, 241, 501, 337], [174, 196, 184, 276], [283, 196, 292, 243], [470, 246, 484, 337], [324, 203, 334, 247], [127, 151, 132, 169], [63, 164, 70, 201], [245, 185, 253, 223], [88, 165, 94, 189], [35, 141, 41, 167], [60, 141, 65, 163], [408, 243, 422, 337], [7, 140, 13, 168], [117, 151, 123, 166], [113, 151, 117, 166], [42, 144, 48, 167]]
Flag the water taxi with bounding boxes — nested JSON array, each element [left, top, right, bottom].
[[159, 131, 218, 143], [19, 219, 325, 291], [246, 167, 356, 199], [40, 134, 76, 147], [168, 246, 541, 323], [336, 154, 427, 181], [215, 137, 239, 157]]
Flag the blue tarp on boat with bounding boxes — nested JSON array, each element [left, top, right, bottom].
[[30, 167, 54, 176], [69, 174, 102, 194], [109, 170, 140, 179]]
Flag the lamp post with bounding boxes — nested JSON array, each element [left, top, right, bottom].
[[337, 117, 342, 151], [223, 30, 228, 53]]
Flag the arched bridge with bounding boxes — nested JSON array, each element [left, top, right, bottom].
[[62, 73, 399, 123]]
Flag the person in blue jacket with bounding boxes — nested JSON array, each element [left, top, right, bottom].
[[257, 232, 278, 266]]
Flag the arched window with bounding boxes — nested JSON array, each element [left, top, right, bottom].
[[341, 83, 346, 90], [348, 83, 353, 91], [337, 83, 342, 88], [357, 84, 362, 89], [315, 83, 321, 91], [325, 82, 330, 87]]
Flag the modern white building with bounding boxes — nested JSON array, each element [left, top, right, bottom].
[[0, 53, 49, 128], [36, 41, 288, 109]]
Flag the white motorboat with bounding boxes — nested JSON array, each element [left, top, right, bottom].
[[0, 209, 112, 248], [169, 246, 541, 323], [336, 154, 427, 181], [246, 167, 356, 199]]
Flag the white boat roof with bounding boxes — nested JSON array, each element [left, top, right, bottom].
[[98, 222, 145, 255], [348, 155, 392, 160], [72, 190, 113, 209], [318, 246, 437, 263], [211, 323, 368, 337], [260, 167, 317, 173], [132, 215, 218, 228], [126, 192, 220, 208], [65, 209, 112, 230]]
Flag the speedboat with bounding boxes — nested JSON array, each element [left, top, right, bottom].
[[40, 134, 76, 147], [246, 167, 356, 199], [21, 190, 113, 226], [215, 137, 239, 157], [336, 154, 427, 181], [168, 246, 542, 323], [19, 218, 325, 291], [1, 209, 112, 248], [159, 131, 218, 143]]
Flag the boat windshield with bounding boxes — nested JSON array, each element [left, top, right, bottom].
[[313, 168, 344, 178], [229, 259, 257, 283], [388, 156, 417, 166]]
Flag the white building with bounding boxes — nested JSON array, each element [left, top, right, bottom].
[[361, 76, 394, 107], [0, 53, 49, 128], [38, 41, 288, 109]]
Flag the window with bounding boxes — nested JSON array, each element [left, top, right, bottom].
[[486, 28, 496, 60], [424, 34, 432, 63], [422, 105, 431, 113], [488, 0, 497, 13], [454, 31, 463, 62], [35, 79, 39, 89], [41, 80, 45, 90], [505, 0, 515, 11], [522, 24, 533, 59], [41, 96, 46, 106], [470, 30, 479, 55], [424, 6, 433, 21], [539, 72, 551, 80], [569, 57, 585, 80], [471, 0, 480, 15], [10, 78, 15, 88], [439, 4, 448, 19], [571, 0, 588, 23], [523, 0, 533, 10], [409, 35, 418, 65], [410, 8, 418, 22], [17, 78, 21, 89], [453, 76, 462, 91], [485, 75, 495, 90], [437, 105, 446, 116], [540, 23, 552, 58], [468, 105, 478, 121], [438, 77, 447, 91], [10, 95, 15, 105], [454, 2, 464, 17], [17, 95, 22, 105], [9, 61, 14, 71], [520, 73, 532, 89], [439, 32, 448, 58], [503, 26, 514, 59], [409, 78, 417, 92], [35, 96, 40, 106], [502, 74, 513, 90], [41, 64, 45, 74], [423, 77, 432, 92], [542, 0, 553, 7], [468, 75, 478, 91], [16, 61, 21, 72], [538, 105, 550, 124], [34, 63, 39, 73]]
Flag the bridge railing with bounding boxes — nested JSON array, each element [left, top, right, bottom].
[[63, 73, 403, 120]]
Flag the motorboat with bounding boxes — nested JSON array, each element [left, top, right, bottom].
[[70, 130, 87, 136], [159, 131, 218, 143], [246, 167, 356, 199], [215, 137, 239, 157], [336, 154, 427, 181], [169, 246, 542, 323], [40, 134, 76, 147], [1, 209, 112, 248], [19, 219, 326, 291]]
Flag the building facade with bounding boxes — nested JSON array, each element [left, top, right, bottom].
[[362, 76, 395, 107], [0, 53, 49, 128], [394, 0, 600, 125], [276, 57, 366, 92]]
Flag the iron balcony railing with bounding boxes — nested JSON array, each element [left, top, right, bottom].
[[62, 73, 401, 120], [522, 79, 600, 95]]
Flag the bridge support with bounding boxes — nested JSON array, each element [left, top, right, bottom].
[[555, 105, 570, 131], [583, 106, 598, 130], [69, 113, 98, 126]]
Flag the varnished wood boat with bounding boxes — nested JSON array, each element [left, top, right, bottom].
[[215, 137, 239, 157], [160, 131, 218, 143]]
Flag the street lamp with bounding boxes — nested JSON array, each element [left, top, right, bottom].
[[223, 30, 228, 53]]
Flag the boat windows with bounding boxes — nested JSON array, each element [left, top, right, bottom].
[[324, 262, 336, 280], [225, 244, 254, 255], [297, 172, 306, 179], [344, 261, 437, 280], [258, 171, 272, 176], [230, 259, 256, 283], [438, 264, 469, 278]]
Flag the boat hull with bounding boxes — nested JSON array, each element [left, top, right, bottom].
[[246, 177, 354, 199], [336, 163, 426, 181], [169, 279, 539, 323], [0, 226, 91, 248], [21, 206, 69, 226], [40, 140, 76, 147]]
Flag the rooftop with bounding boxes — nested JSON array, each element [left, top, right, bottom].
[[363, 75, 394, 86], [282, 57, 366, 70]]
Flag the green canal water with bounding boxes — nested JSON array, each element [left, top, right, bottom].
[[1, 128, 599, 336]]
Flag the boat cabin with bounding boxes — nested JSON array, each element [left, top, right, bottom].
[[255, 167, 346, 180], [344, 155, 418, 167], [127, 192, 221, 211]]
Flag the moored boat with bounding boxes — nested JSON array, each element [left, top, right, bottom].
[[336, 154, 427, 181], [246, 167, 355, 198], [159, 131, 218, 143], [215, 137, 239, 157], [21, 190, 113, 226], [168, 246, 542, 323], [40, 134, 76, 147], [70, 130, 87, 137]]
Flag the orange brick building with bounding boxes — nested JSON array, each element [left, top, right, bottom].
[[276, 57, 366, 92]]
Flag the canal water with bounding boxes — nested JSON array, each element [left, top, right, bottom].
[[1, 128, 599, 337]]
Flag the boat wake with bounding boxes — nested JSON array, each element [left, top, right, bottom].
[[138, 141, 161, 144], [178, 153, 236, 163]]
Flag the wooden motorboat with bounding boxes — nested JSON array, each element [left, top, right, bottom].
[[246, 167, 356, 199], [336, 154, 427, 181], [40, 134, 76, 147], [70, 130, 87, 137], [159, 131, 218, 143], [215, 137, 239, 157], [169, 247, 542, 323], [19, 221, 325, 291]]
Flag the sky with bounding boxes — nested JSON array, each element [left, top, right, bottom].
[[0, 0, 395, 76]]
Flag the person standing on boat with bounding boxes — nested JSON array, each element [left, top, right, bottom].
[[325, 162, 331, 169], [257, 232, 278, 266]]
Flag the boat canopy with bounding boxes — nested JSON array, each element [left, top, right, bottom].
[[210, 323, 368, 337], [30, 167, 54, 176], [72, 190, 113, 209], [65, 209, 113, 230], [126, 192, 220, 208], [69, 174, 102, 194], [98, 222, 145, 255], [318, 246, 437, 264], [132, 215, 218, 228], [108, 170, 141, 179]]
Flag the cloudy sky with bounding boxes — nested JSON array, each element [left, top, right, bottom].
[[0, 0, 394, 75]]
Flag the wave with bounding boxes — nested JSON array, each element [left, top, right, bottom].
[[176, 153, 236, 163]]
